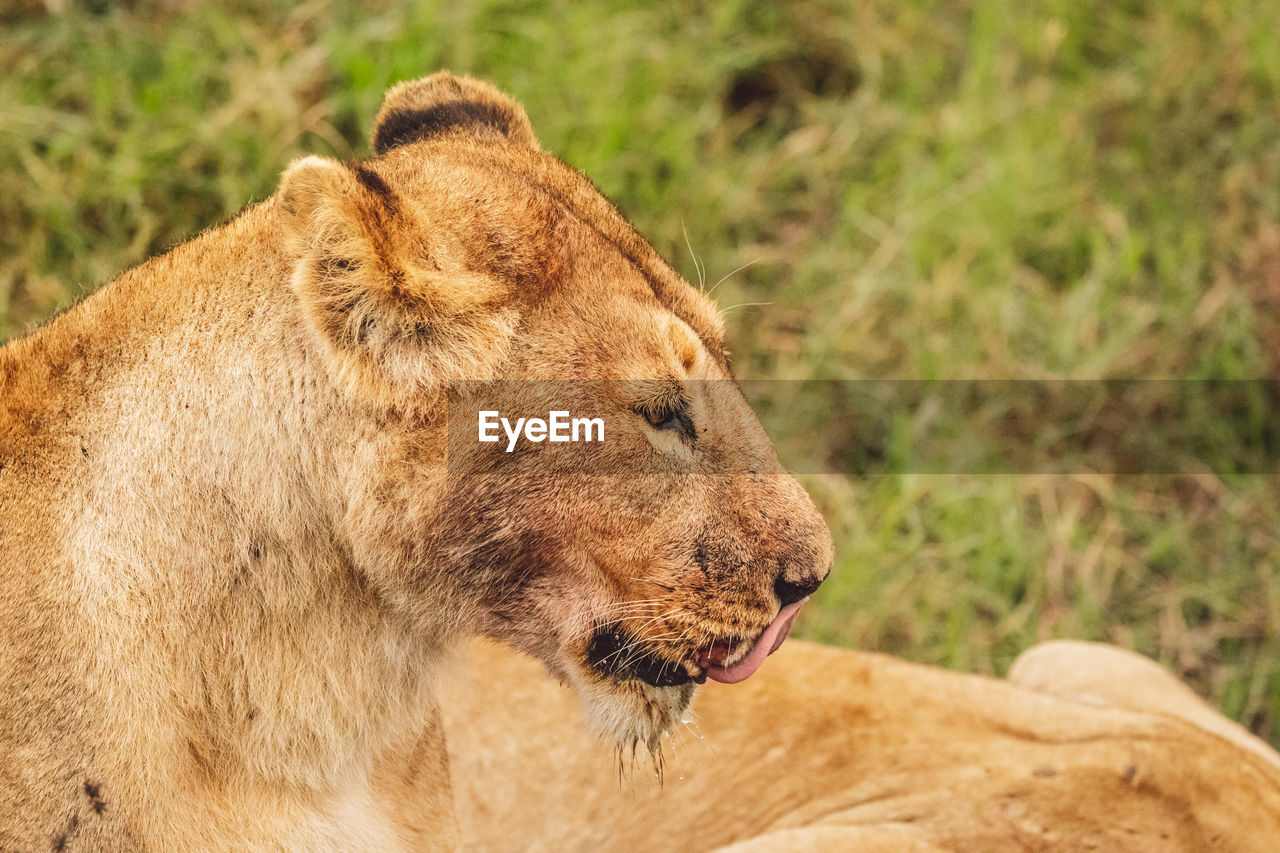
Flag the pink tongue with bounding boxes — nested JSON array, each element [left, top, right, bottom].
[[705, 598, 806, 685]]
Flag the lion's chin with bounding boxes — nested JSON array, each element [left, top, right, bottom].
[[564, 658, 697, 757]]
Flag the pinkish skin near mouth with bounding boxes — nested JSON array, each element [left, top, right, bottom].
[[690, 597, 808, 685]]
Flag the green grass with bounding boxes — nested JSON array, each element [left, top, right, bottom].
[[3, 0, 1279, 746]]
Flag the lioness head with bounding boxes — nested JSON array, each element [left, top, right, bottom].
[[277, 72, 832, 755]]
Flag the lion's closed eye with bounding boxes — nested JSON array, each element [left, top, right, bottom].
[[634, 397, 695, 443]]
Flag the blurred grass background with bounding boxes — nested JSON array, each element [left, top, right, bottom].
[[2, 0, 1279, 746]]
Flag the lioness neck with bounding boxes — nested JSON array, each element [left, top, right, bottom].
[[0, 200, 460, 849]]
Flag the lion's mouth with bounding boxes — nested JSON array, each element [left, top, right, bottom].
[[690, 597, 807, 684], [586, 598, 808, 689], [585, 625, 697, 687]]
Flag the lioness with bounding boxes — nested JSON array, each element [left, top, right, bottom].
[[0, 73, 831, 850]]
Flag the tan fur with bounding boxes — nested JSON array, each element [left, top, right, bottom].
[[0, 73, 831, 850], [442, 638, 1280, 851]]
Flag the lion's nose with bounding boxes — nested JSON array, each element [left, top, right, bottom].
[[774, 573, 824, 607]]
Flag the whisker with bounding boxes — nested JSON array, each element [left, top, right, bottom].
[[600, 634, 676, 670], [564, 607, 678, 643], [707, 256, 762, 297], [629, 577, 675, 591], [558, 599, 668, 633], [560, 599, 673, 635], [615, 637, 680, 672], [719, 300, 774, 314], [682, 221, 706, 292]]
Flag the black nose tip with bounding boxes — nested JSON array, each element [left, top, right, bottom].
[[775, 574, 823, 607]]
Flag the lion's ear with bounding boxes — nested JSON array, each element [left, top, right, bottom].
[[371, 71, 541, 155], [278, 155, 520, 406]]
